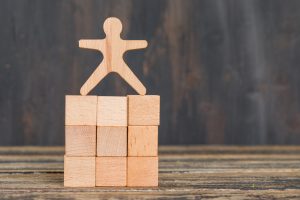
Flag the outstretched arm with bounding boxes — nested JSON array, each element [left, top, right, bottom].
[[79, 39, 104, 51], [125, 40, 148, 51]]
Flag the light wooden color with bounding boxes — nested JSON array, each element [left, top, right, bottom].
[[79, 17, 147, 95], [128, 95, 160, 125], [128, 126, 158, 156], [65, 125, 96, 156], [127, 157, 158, 187], [97, 126, 127, 156], [96, 157, 127, 186], [65, 95, 97, 125], [97, 96, 127, 126], [64, 156, 95, 187]]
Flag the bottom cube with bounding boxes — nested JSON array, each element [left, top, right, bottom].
[[96, 157, 127, 186], [64, 156, 95, 187], [127, 157, 158, 186]]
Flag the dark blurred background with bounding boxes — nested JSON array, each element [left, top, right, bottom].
[[1, 0, 300, 145]]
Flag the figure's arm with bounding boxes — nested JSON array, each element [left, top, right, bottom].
[[125, 40, 148, 51], [79, 39, 104, 51]]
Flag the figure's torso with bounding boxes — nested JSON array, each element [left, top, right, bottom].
[[102, 36, 126, 72]]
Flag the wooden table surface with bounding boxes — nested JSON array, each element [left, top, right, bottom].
[[0, 146, 300, 199]]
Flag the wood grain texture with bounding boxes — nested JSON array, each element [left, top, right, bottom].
[[128, 126, 158, 156], [128, 95, 160, 125], [65, 95, 97, 126], [97, 96, 127, 126], [1, 146, 300, 199], [127, 157, 158, 186], [97, 126, 127, 156], [96, 157, 127, 186], [64, 156, 95, 187], [65, 125, 96, 156], [2, 0, 300, 145], [79, 17, 147, 95]]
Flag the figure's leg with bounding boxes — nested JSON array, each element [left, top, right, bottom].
[[117, 64, 146, 95], [80, 63, 108, 95]]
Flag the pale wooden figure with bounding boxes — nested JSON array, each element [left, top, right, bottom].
[[79, 17, 147, 95]]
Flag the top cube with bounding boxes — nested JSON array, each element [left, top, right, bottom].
[[97, 96, 127, 126], [65, 95, 97, 125], [128, 95, 160, 126]]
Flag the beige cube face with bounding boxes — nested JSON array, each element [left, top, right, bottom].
[[64, 156, 95, 187], [97, 96, 127, 126], [128, 126, 158, 156], [128, 95, 160, 126], [65, 126, 96, 156], [65, 95, 97, 125], [96, 157, 127, 186], [127, 157, 158, 187], [97, 126, 127, 156]]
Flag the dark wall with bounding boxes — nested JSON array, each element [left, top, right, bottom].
[[1, 0, 300, 145]]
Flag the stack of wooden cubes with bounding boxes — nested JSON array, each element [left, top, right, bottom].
[[64, 95, 159, 187]]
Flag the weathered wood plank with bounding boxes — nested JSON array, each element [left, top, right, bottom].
[[1, 145, 300, 155], [0, 146, 299, 199], [1, 188, 300, 200]]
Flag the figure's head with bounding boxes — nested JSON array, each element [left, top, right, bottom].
[[103, 17, 122, 35]]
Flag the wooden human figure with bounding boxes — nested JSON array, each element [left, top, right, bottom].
[[79, 17, 147, 95]]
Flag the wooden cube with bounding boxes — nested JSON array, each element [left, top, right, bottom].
[[65, 95, 97, 125], [97, 126, 127, 156], [97, 96, 127, 126], [64, 156, 95, 187], [65, 126, 96, 156], [128, 95, 160, 125], [127, 157, 158, 187], [96, 157, 127, 186], [128, 126, 158, 156]]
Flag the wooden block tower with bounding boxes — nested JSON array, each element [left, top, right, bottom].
[[64, 17, 159, 187]]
